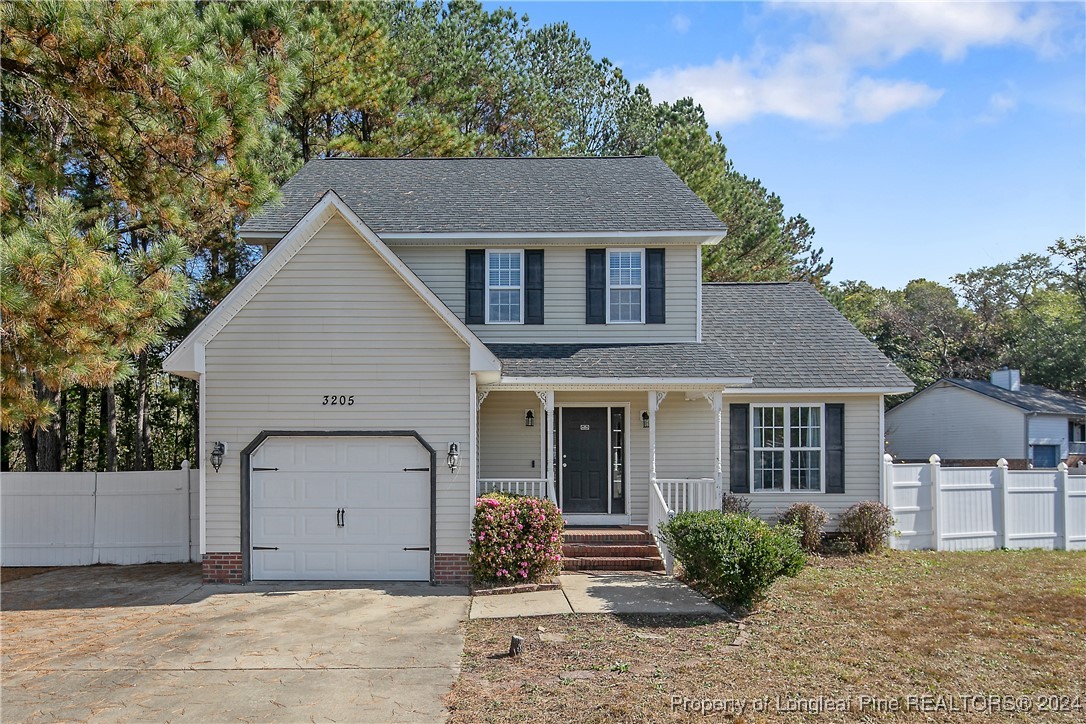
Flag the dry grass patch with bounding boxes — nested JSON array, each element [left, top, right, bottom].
[[1, 567, 59, 584], [447, 550, 1086, 722]]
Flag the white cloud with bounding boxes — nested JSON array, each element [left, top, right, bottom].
[[641, 2, 1066, 127], [671, 13, 691, 34]]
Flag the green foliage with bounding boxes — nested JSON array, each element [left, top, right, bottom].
[[839, 501, 895, 554], [778, 503, 829, 553], [659, 511, 806, 609], [721, 493, 753, 516], [469, 494, 564, 585], [1, 196, 188, 432]]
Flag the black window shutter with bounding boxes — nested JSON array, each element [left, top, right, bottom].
[[729, 404, 750, 494], [465, 250, 485, 324], [585, 249, 605, 324], [525, 249, 544, 325], [645, 248, 665, 324], [825, 403, 845, 493]]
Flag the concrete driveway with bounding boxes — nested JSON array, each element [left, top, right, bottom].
[[1, 564, 469, 722]]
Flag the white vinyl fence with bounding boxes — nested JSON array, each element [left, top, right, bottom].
[[1, 462, 199, 566], [885, 455, 1085, 551]]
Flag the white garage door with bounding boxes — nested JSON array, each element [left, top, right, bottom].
[[250, 436, 431, 581]]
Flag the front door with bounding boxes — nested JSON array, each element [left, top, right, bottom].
[[561, 407, 609, 513]]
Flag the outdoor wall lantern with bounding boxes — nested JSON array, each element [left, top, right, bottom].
[[446, 442, 461, 473], [524, 409, 535, 427], [641, 410, 650, 429], [210, 441, 226, 472]]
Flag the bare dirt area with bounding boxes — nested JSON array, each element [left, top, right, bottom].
[[447, 550, 1086, 722], [1, 567, 59, 584]]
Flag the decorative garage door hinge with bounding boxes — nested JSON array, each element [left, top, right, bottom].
[[402, 467, 430, 472], [252, 467, 279, 471], [252, 546, 279, 550], [402, 546, 430, 551]]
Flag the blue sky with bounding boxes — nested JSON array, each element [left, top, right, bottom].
[[487, 1, 1086, 288]]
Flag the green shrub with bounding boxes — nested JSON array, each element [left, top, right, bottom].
[[778, 502, 829, 553], [839, 501, 895, 553], [659, 510, 806, 609], [469, 494, 564, 584]]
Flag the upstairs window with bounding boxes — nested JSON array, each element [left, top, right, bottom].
[[752, 404, 823, 492], [607, 249, 644, 323], [486, 250, 523, 324]]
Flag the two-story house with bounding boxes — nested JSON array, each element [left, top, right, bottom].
[[164, 156, 911, 584]]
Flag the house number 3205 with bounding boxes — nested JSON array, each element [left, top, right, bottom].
[[322, 395, 355, 406]]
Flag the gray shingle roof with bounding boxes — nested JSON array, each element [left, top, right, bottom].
[[488, 341, 752, 380], [944, 378, 1086, 415], [487, 283, 913, 389], [240, 156, 726, 237], [701, 283, 914, 389]]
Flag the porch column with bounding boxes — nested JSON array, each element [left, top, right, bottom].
[[648, 391, 666, 488], [472, 385, 488, 513], [712, 390, 723, 508], [539, 390, 556, 504]]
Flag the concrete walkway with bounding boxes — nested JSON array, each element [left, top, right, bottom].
[[469, 571, 722, 619], [3, 564, 469, 722]]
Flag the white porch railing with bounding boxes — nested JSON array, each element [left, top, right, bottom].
[[650, 477, 719, 576], [656, 478, 717, 514], [477, 478, 548, 498]]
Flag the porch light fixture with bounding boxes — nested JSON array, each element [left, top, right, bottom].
[[641, 411, 650, 429], [446, 442, 461, 473], [524, 409, 535, 427], [210, 441, 226, 472]]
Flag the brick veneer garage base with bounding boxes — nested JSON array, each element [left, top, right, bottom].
[[434, 553, 471, 584], [203, 553, 243, 584]]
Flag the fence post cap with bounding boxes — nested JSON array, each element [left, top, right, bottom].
[[996, 458, 1008, 468], [181, 460, 190, 471], [883, 453, 894, 463], [1058, 462, 1069, 472], [928, 454, 941, 464]]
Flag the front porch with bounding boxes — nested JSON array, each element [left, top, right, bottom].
[[472, 387, 726, 570]]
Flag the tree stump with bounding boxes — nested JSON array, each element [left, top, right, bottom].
[[509, 635, 524, 656]]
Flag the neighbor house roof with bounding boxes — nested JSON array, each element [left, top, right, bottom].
[[701, 283, 914, 390], [239, 156, 727, 239], [487, 283, 913, 391], [943, 378, 1086, 416]]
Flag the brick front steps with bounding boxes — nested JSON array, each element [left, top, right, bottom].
[[562, 526, 665, 573]]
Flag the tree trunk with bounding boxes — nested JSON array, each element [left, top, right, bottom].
[[103, 385, 118, 472], [34, 380, 63, 472], [21, 427, 38, 472], [1, 428, 11, 472], [74, 387, 89, 472], [134, 352, 148, 470], [58, 389, 68, 469]]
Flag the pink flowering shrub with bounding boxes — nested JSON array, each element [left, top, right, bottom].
[[469, 494, 564, 585]]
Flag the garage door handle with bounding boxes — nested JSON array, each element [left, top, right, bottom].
[[403, 546, 430, 551], [336, 508, 344, 527], [403, 467, 430, 472], [253, 467, 279, 471], [253, 546, 279, 551]]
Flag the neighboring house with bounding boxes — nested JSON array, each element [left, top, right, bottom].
[[886, 368, 1086, 468], [163, 156, 911, 585]]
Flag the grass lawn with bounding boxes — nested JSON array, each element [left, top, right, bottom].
[[446, 550, 1086, 722]]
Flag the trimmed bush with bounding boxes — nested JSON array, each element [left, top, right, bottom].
[[659, 510, 806, 609], [778, 503, 829, 553], [469, 494, 564, 585], [721, 493, 752, 516], [839, 500, 895, 553]]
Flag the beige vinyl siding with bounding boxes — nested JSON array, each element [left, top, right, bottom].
[[479, 391, 543, 479], [203, 216, 472, 555], [885, 383, 1026, 460], [723, 394, 884, 526], [390, 244, 700, 343]]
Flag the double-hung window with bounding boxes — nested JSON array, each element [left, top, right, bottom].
[[486, 250, 523, 324], [607, 249, 644, 323], [752, 404, 823, 492]]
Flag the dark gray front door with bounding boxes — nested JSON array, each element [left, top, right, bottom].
[[561, 407, 609, 513]]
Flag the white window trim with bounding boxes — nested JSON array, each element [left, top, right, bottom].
[[605, 248, 646, 324], [484, 249, 524, 325], [750, 403, 826, 493]]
